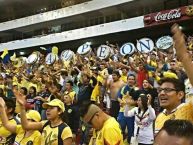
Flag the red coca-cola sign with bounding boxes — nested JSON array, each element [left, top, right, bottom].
[[144, 6, 193, 26], [155, 9, 181, 21]]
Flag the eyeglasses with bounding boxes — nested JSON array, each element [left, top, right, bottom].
[[88, 112, 98, 125], [157, 88, 177, 93]]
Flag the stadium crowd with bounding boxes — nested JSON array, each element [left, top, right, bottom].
[[0, 24, 193, 145]]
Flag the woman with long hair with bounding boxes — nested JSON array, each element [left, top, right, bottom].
[[124, 94, 156, 145], [26, 86, 37, 110], [13, 89, 73, 145]]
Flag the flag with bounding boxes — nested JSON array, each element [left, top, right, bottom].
[[10, 52, 16, 61], [1, 49, 10, 64], [46, 46, 52, 53], [52, 46, 58, 55]]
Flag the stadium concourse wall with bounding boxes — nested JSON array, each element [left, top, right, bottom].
[[0, 0, 135, 32], [0, 16, 144, 52]]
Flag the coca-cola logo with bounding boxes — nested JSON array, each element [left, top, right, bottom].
[[155, 9, 181, 21]]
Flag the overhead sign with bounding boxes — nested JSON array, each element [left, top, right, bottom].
[[120, 43, 135, 56], [60, 50, 74, 61], [97, 45, 111, 59], [156, 36, 173, 50], [155, 9, 181, 22], [136, 38, 154, 53], [77, 42, 91, 55], [144, 6, 193, 26], [45, 53, 56, 65]]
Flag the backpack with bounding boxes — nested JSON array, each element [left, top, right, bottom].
[[42, 121, 67, 145]]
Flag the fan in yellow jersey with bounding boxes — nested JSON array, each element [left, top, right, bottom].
[[0, 97, 18, 145], [13, 89, 73, 145], [155, 78, 193, 133], [80, 102, 124, 145], [0, 98, 41, 145]]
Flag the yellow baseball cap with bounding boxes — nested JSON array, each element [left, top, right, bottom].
[[26, 110, 41, 122], [64, 91, 76, 102], [43, 99, 65, 112]]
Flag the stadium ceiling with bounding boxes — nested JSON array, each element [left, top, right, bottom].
[[0, 0, 90, 22], [0, 0, 191, 23]]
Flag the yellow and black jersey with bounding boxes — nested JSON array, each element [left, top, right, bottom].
[[41, 121, 72, 145], [14, 125, 41, 145], [0, 118, 17, 145]]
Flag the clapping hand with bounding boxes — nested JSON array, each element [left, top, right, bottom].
[[13, 88, 26, 106], [147, 94, 152, 106], [124, 92, 133, 105], [120, 100, 126, 107]]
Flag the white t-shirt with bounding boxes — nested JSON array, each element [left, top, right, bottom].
[[124, 105, 156, 144]]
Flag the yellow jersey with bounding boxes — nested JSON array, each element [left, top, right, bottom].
[[120, 75, 127, 84], [14, 125, 41, 145], [155, 102, 193, 133], [96, 117, 123, 145], [91, 75, 103, 103], [41, 121, 72, 145], [0, 118, 17, 145]]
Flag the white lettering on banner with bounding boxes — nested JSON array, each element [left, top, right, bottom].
[[45, 53, 56, 65], [97, 45, 111, 59], [155, 9, 181, 22], [27, 52, 38, 64], [60, 50, 74, 61], [156, 36, 173, 50], [77, 43, 91, 55], [136, 38, 154, 53], [120, 43, 135, 56]]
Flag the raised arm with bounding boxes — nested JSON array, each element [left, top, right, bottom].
[[13, 89, 43, 131], [147, 94, 156, 121], [0, 97, 16, 133], [171, 24, 193, 86]]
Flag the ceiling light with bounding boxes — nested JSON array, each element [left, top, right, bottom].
[[179, 26, 183, 30], [19, 52, 25, 55]]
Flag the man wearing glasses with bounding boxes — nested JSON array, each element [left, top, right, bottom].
[[80, 101, 124, 145], [155, 77, 193, 133]]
